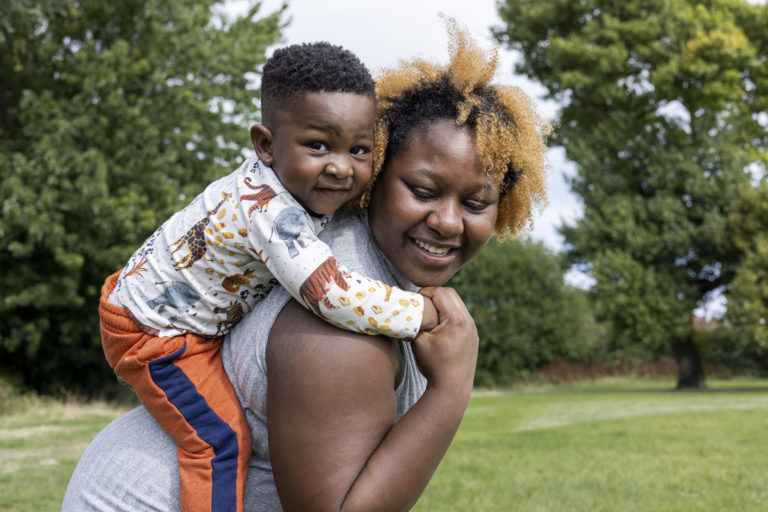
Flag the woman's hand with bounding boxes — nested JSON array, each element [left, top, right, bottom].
[[413, 287, 478, 400]]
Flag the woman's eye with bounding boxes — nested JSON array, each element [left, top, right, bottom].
[[350, 146, 369, 156], [308, 142, 328, 151], [410, 187, 435, 200], [465, 200, 488, 211]]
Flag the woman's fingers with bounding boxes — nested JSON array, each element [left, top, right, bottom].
[[428, 287, 471, 327], [412, 288, 478, 394]]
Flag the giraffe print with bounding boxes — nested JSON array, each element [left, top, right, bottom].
[[168, 191, 232, 271]]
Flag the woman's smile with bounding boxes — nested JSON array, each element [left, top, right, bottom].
[[368, 120, 500, 288], [413, 239, 453, 257]]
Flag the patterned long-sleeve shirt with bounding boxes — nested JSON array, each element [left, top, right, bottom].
[[109, 155, 424, 340]]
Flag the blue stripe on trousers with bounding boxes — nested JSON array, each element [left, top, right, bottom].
[[149, 342, 238, 512]]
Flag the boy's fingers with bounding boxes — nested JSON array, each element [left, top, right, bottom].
[[417, 286, 438, 299]]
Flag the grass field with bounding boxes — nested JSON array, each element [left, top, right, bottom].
[[416, 378, 768, 511], [1, 378, 767, 511], [0, 392, 133, 512]]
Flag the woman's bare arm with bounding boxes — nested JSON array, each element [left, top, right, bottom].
[[266, 287, 477, 511]]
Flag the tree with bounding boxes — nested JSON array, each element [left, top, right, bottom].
[[494, 0, 768, 388], [0, 0, 284, 394], [725, 180, 768, 363], [449, 237, 602, 386]]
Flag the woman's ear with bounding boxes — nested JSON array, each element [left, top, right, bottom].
[[250, 123, 274, 166]]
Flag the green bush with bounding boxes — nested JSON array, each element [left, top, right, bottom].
[[699, 326, 768, 377], [449, 237, 605, 386], [0, 0, 283, 395]]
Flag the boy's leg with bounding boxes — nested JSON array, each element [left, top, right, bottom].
[[99, 274, 250, 512], [147, 335, 250, 512]]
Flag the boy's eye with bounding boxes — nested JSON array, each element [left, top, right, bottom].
[[350, 146, 369, 156], [308, 142, 328, 151]]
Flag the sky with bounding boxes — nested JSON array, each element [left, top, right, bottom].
[[227, 0, 582, 253]]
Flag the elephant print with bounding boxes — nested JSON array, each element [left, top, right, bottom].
[[146, 281, 202, 327], [270, 206, 316, 258]]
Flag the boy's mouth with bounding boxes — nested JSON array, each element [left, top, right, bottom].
[[317, 186, 351, 192], [316, 179, 354, 193]]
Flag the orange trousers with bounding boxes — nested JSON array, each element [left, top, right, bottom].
[[99, 271, 250, 512]]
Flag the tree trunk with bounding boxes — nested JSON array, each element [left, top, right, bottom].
[[672, 336, 706, 389]]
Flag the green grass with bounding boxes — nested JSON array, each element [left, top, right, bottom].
[[0, 390, 131, 512], [1, 377, 767, 511], [415, 378, 768, 511]]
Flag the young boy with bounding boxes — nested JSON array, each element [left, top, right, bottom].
[[98, 42, 438, 512]]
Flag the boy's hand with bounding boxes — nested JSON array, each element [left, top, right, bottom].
[[418, 288, 439, 332]]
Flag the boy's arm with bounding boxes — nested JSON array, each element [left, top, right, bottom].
[[242, 167, 426, 340], [290, 254, 428, 339], [420, 295, 439, 332]]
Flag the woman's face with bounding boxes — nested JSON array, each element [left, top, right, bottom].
[[368, 120, 500, 288]]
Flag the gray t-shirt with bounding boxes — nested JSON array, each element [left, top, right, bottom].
[[62, 208, 426, 511]]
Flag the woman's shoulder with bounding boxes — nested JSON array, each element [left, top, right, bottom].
[[267, 300, 402, 392], [267, 300, 426, 421]]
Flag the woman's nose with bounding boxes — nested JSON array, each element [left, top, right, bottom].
[[426, 200, 463, 237], [324, 155, 353, 179]]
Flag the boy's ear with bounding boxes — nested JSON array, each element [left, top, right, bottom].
[[250, 123, 274, 166]]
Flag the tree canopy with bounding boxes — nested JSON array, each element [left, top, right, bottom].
[[726, 180, 768, 358], [0, 0, 283, 394], [494, 0, 768, 387], [449, 237, 602, 386]]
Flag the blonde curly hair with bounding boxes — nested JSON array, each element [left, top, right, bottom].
[[367, 17, 551, 238]]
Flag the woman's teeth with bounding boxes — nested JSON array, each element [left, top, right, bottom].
[[415, 240, 450, 255]]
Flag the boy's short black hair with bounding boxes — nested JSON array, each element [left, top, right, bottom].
[[260, 42, 375, 125]]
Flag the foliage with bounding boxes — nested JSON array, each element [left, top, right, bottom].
[[698, 325, 768, 376], [724, 180, 768, 362], [0, 0, 284, 394], [448, 237, 603, 386], [494, 0, 768, 387]]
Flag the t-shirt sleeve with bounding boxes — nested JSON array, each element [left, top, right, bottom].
[[241, 172, 423, 340], [289, 252, 425, 340]]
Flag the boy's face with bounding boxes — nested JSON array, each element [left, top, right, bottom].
[[254, 92, 375, 216]]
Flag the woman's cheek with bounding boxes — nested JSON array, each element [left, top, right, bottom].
[[471, 212, 498, 250]]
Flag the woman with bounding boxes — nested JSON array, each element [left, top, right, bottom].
[[63, 22, 549, 511]]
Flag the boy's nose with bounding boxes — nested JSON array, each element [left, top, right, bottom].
[[325, 156, 353, 178]]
